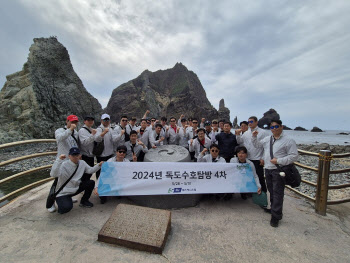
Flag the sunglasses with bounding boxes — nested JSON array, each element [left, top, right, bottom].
[[121, 119, 128, 122], [212, 122, 218, 124], [270, 125, 280, 129], [248, 120, 254, 124], [211, 149, 219, 153], [117, 150, 126, 154], [151, 120, 156, 122], [170, 120, 176, 122], [192, 121, 198, 124], [103, 119, 110, 122]]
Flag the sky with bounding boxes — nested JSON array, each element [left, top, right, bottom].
[[1, 0, 349, 130]]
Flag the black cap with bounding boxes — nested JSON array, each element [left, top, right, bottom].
[[204, 121, 211, 126], [84, 116, 95, 121], [69, 147, 80, 155]]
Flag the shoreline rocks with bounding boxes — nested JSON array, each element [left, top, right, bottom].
[[294, 126, 308, 131], [311, 126, 323, 132]]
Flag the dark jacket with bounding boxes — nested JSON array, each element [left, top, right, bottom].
[[214, 132, 238, 158]]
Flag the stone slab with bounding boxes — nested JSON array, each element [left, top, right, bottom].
[[134, 145, 201, 209], [98, 204, 171, 254], [144, 145, 191, 162]]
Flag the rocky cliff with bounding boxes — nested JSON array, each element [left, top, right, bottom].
[[0, 37, 102, 143], [105, 63, 229, 122]]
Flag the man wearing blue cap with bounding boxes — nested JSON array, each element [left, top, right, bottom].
[[49, 147, 103, 214]]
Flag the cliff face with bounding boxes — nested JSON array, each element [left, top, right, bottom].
[[0, 37, 102, 143], [105, 63, 230, 122]]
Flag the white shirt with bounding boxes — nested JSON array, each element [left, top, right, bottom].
[[94, 124, 119, 157], [230, 157, 261, 189], [55, 127, 78, 158], [149, 130, 164, 147], [125, 141, 148, 161], [252, 132, 298, 170], [178, 127, 189, 148], [137, 128, 151, 148], [236, 127, 268, 160], [189, 137, 212, 159], [50, 159, 100, 197], [78, 125, 95, 157], [168, 126, 179, 145], [197, 153, 226, 163]]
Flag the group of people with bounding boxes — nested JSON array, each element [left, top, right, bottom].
[[49, 111, 298, 228]]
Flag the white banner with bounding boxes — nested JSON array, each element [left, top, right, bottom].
[[97, 162, 258, 196]]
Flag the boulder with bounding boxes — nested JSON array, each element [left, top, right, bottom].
[[311, 127, 323, 132], [258, 109, 280, 129], [0, 37, 102, 143], [294, 126, 308, 131]]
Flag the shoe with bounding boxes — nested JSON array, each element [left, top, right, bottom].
[[240, 193, 247, 200], [72, 198, 78, 203], [100, 196, 107, 204], [48, 204, 56, 213], [264, 208, 272, 214], [79, 200, 94, 208], [270, 216, 279, 228]]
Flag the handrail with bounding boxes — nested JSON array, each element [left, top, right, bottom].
[[0, 165, 52, 186], [0, 177, 54, 204], [329, 168, 350, 174], [332, 153, 350, 158], [301, 179, 317, 187], [286, 186, 316, 202], [294, 162, 318, 172], [297, 149, 319, 156], [0, 152, 57, 167], [327, 198, 350, 205], [328, 183, 350, 190], [0, 139, 56, 150]]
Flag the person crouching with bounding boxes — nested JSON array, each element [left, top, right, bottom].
[[50, 147, 103, 214]]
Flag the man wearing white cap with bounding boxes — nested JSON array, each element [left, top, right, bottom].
[[94, 114, 120, 181]]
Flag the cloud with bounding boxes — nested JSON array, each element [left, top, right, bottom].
[[1, 0, 350, 130]]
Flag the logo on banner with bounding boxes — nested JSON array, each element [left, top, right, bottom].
[[168, 188, 182, 193]]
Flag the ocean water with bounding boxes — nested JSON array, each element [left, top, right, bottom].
[[270, 130, 349, 145]]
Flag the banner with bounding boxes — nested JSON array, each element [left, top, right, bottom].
[[97, 162, 258, 196]]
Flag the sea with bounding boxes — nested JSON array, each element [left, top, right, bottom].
[[233, 129, 350, 145], [280, 130, 350, 145]]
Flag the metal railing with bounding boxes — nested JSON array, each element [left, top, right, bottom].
[[288, 149, 350, 216], [0, 140, 349, 215], [0, 139, 57, 204]]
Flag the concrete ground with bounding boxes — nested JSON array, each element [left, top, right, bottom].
[[0, 183, 349, 263]]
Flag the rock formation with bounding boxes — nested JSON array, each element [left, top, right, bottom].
[[258, 109, 280, 128], [105, 63, 229, 122], [294, 126, 308, 131], [218, 99, 230, 122], [0, 37, 102, 143], [311, 127, 323, 132], [232, 116, 239, 129]]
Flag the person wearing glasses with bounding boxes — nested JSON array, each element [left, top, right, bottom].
[[178, 118, 190, 149], [252, 119, 298, 227], [137, 119, 151, 149], [94, 114, 120, 182], [114, 115, 130, 147], [186, 118, 199, 160], [93, 145, 133, 203], [236, 116, 269, 202], [197, 144, 225, 163], [168, 117, 180, 145]]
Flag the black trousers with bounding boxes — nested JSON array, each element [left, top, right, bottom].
[[265, 169, 285, 220], [56, 180, 95, 214], [96, 155, 114, 179], [250, 159, 267, 193], [81, 155, 95, 182]]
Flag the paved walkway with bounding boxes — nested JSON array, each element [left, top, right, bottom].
[[0, 183, 349, 263]]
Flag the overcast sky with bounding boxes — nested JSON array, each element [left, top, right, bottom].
[[1, 0, 349, 130]]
